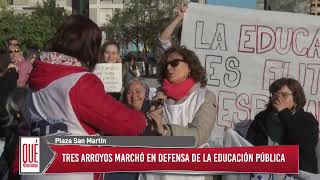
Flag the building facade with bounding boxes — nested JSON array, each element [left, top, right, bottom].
[[256, 0, 264, 9], [8, 0, 70, 14], [256, 0, 310, 14], [310, 0, 320, 15], [89, 0, 123, 27], [6, 0, 219, 27], [7, 0, 124, 27]]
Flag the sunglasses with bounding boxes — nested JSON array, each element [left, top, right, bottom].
[[9, 49, 20, 53], [166, 59, 187, 68], [9, 42, 19, 46]]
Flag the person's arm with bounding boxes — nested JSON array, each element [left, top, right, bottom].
[[246, 119, 258, 145], [278, 109, 319, 173], [70, 73, 146, 136], [17, 60, 33, 87], [245, 111, 267, 146], [278, 109, 319, 147], [159, 5, 187, 50]]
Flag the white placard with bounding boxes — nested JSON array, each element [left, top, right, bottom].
[[94, 63, 122, 93]]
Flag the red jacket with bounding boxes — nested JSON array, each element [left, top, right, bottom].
[[12, 54, 147, 177], [28, 60, 146, 136]]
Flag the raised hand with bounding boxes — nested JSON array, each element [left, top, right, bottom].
[[177, 4, 188, 20]]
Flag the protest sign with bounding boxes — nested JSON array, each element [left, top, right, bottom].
[[94, 63, 122, 92], [181, 3, 320, 146]]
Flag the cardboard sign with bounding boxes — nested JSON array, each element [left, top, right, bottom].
[[94, 63, 122, 93]]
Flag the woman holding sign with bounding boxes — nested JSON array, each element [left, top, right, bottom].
[[99, 40, 123, 100], [246, 78, 319, 174], [22, 15, 146, 180]]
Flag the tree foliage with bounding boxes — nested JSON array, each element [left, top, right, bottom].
[[0, 0, 8, 11], [103, 0, 185, 55], [33, 0, 66, 29], [0, 0, 65, 50]]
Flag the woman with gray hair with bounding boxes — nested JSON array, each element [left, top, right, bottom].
[[123, 78, 152, 113], [105, 78, 151, 180]]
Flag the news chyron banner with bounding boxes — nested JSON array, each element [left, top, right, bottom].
[[20, 136, 298, 175]]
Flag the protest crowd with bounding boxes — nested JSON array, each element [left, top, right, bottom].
[[0, 2, 319, 180]]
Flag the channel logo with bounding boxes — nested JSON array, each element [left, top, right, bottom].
[[20, 137, 40, 173]]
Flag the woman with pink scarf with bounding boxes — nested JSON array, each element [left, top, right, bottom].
[[145, 46, 218, 180], [150, 46, 217, 146]]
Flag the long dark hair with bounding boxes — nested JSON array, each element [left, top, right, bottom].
[[46, 15, 102, 71]]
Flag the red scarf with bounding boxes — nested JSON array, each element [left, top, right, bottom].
[[162, 78, 195, 100]]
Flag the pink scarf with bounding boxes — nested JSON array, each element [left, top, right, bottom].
[[162, 78, 195, 100]]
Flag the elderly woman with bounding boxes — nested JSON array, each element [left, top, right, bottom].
[[123, 78, 151, 113], [246, 78, 319, 174], [105, 78, 151, 180]]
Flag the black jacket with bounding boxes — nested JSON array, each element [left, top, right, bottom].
[[246, 108, 319, 173], [0, 68, 18, 131]]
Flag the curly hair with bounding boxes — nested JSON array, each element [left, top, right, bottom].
[[158, 46, 206, 86], [266, 78, 306, 111]]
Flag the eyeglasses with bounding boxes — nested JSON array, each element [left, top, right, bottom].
[[127, 90, 145, 95], [9, 49, 20, 53], [166, 59, 187, 68], [271, 92, 293, 99]]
